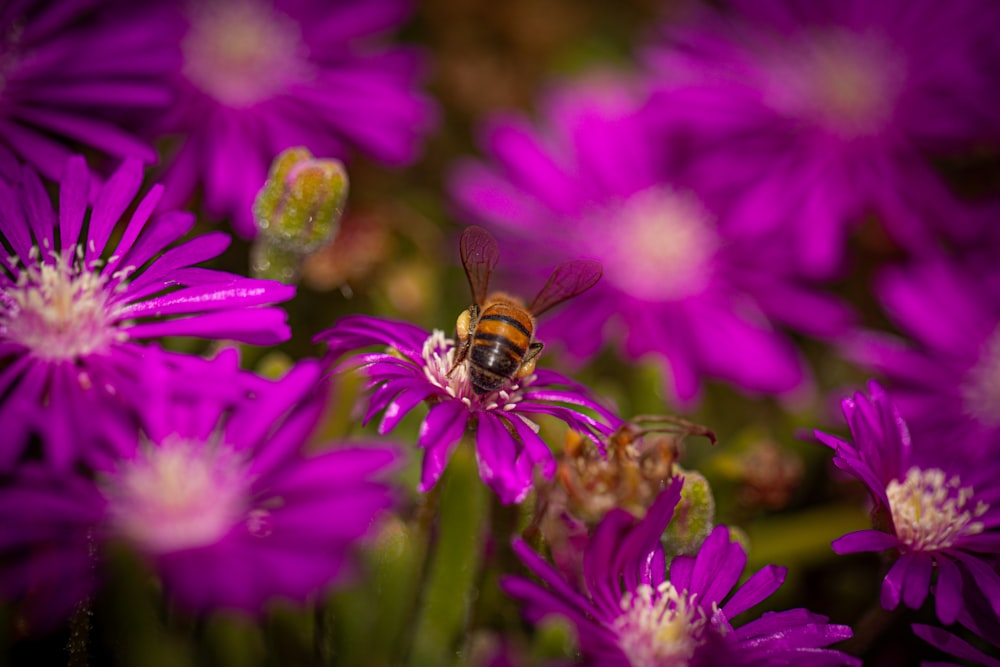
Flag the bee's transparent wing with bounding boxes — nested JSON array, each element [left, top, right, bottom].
[[460, 225, 499, 306], [529, 259, 602, 316]]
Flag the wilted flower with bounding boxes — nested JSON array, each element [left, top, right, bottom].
[[316, 314, 619, 504], [503, 477, 859, 666], [449, 78, 851, 406], [0, 353, 399, 626], [814, 380, 1000, 625], [0, 156, 294, 468], [642, 0, 1000, 276], [846, 258, 1000, 459], [0, 0, 172, 182], [153, 0, 436, 237]]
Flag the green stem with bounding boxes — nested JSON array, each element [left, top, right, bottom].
[[406, 441, 489, 667]]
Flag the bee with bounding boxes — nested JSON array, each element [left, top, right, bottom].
[[450, 225, 602, 394]]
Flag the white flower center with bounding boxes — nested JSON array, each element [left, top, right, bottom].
[[418, 329, 529, 412], [887, 467, 987, 552], [596, 187, 718, 302], [2, 247, 126, 360], [182, 0, 314, 108], [103, 437, 251, 554], [614, 582, 709, 667], [763, 30, 905, 138], [961, 326, 1000, 426]]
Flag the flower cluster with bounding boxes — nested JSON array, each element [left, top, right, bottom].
[[3, 0, 1000, 664], [504, 478, 859, 666]]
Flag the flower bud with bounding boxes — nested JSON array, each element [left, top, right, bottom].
[[251, 147, 349, 283], [661, 466, 716, 558]]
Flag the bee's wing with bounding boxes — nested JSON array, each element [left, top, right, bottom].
[[529, 259, 603, 317], [460, 225, 499, 306]]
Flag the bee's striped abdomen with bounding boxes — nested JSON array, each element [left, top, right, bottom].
[[468, 301, 534, 394]]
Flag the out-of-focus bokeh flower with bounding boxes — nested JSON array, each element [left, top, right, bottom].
[[846, 258, 1000, 459], [152, 0, 436, 237], [0, 353, 399, 627], [316, 314, 620, 504], [642, 0, 1000, 277], [815, 380, 1000, 625], [0, 156, 294, 468], [0, 0, 173, 183], [450, 78, 851, 407], [503, 477, 859, 666]]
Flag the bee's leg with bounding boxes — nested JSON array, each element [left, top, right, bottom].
[[515, 341, 544, 378], [448, 305, 479, 376]]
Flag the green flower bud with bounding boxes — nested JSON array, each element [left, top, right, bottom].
[[662, 466, 716, 558], [251, 147, 349, 283]]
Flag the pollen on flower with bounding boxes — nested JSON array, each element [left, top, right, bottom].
[[103, 436, 251, 554], [614, 582, 709, 667], [182, 0, 314, 108], [961, 326, 1000, 426], [419, 329, 528, 410], [596, 187, 718, 302], [3, 250, 125, 361], [887, 467, 988, 552], [763, 30, 905, 138]]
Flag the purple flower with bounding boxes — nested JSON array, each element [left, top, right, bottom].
[[0, 0, 174, 183], [152, 0, 436, 237], [502, 477, 859, 666], [814, 380, 1000, 625], [641, 0, 1000, 277], [449, 78, 851, 406], [0, 156, 295, 468], [316, 314, 620, 504], [845, 258, 1000, 459], [0, 352, 399, 626]]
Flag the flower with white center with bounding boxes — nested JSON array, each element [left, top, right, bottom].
[[596, 187, 718, 302], [316, 314, 619, 504], [104, 437, 251, 554], [614, 583, 709, 667], [182, 0, 314, 109], [760, 30, 904, 139], [0, 156, 295, 469], [449, 77, 853, 407], [154, 0, 436, 237], [815, 380, 1000, 626], [0, 355, 400, 625], [503, 477, 859, 666], [642, 0, 1000, 277]]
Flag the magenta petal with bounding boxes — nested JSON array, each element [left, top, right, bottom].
[[933, 554, 963, 625], [417, 400, 470, 492], [912, 624, 1000, 667], [123, 309, 292, 345], [722, 564, 787, 619], [831, 529, 899, 554]]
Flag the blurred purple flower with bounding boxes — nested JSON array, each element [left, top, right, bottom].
[[642, 0, 1000, 277], [316, 314, 620, 504], [449, 78, 851, 407], [0, 156, 294, 468], [152, 0, 436, 237], [846, 259, 1000, 459], [0, 352, 399, 626], [814, 380, 1000, 625], [503, 477, 859, 666], [0, 0, 174, 183]]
